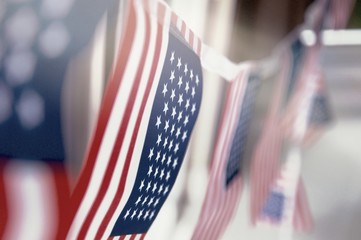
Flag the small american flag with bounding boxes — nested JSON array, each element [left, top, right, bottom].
[[192, 67, 260, 240], [250, 47, 314, 232], [0, 0, 112, 239], [66, 1, 203, 239]]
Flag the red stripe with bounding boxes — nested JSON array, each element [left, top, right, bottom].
[[64, 2, 136, 237], [197, 38, 201, 56], [180, 21, 186, 36], [95, 17, 164, 240], [76, 2, 151, 238], [157, 2, 166, 22], [48, 162, 71, 240], [139, 233, 146, 240], [189, 31, 194, 51], [0, 160, 8, 239], [171, 12, 177, 26]]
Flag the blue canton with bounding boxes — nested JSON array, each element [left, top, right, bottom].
[[111, 30, 203, 235], [262, 191, 285, 221]]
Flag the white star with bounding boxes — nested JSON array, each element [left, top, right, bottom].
[[148, 148, 154, 160], [149, 210, 155, 220], [170, 89, 176, 101], [154, 198, 160, 207], [174, 143, 179, 154], [161, 153, 166, 164], [167, 155, 172, 166], [162, 83, 168, 97], [196, 75, 200, 85], [135, 196, 142, 205], [170, 51, 175, 64], [144, 210, 150, 220], [158, 184, 164, 194], [142, 196, 148, 206], [185, 81, 190, 94], [156, 115, 161, 129], [164, 120, 169, 132], [131, 209, 137, 220], [156, 151, 161, 162], [139, 180, 145, 191], [177, 57, 182, 70], [154, 167, 159, 178], [137, 209, 144, 220], [191, 103, 196, 115], [156, 134, 162, 146], [171, 107, 177, 119], [160, 169, 165, 179], [190, 70, 194, 80], [169, 70, 175, 83], [163, 137, 168, 149], [152, 182, 158, 193], [183, 115, 189, 127], [166, 171, 171, 181], [147, 197, 154, 207], [178, 94, 183, 106], [170, 124, 175, 135], [164, 186, 169, 195], [184, 64, 188, 75], [178, 76, 183, 88], [168, 140, 173, 152], [147, 165, 153, 176], [124, 208, 131, 220], [172, 158, 178, 169], [177, 111, 183, 123], [146, 181, 152, 192], [191, 87, 196, 98], [163, 102, 169, 115], [176, 127, 181, 139], [185, 99, 190, 111], [182, 131, 188, 142]]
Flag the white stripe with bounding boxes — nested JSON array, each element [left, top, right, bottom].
[[67, 1, 146, 239], [184, 27, 190, 43], [134, 234, 143, 240], [193, 36, 199, 55], [3, 161, 57, 240], [85, 1, 149, 238], [101, 5, 171, 240], [176, 17, 182, 32]]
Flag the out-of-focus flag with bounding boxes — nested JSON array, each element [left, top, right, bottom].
[[192, 67, 260, 240], [66, 0, 203, 239], [250, 48, 314, 232], [0, 0, 113, 239]]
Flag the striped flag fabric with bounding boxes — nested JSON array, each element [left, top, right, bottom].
[[0, 0, 113, 239], [192, 67, 260, 240], [250, 48, 314, 232], [65, 0, 204, 239]]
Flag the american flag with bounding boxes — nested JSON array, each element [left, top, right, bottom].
[[250, 47, 314, 232], [65, 0, 203, 239], [192, 67, 260, 240], [0, 0, 112, 239]]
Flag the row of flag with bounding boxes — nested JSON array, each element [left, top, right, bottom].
[[0, 0, 356, 239]]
